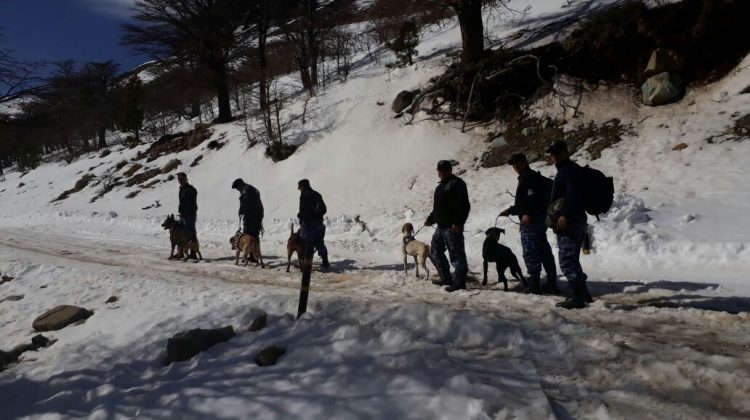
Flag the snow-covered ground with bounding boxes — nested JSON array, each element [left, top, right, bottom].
[[1, 1, 750, 418]]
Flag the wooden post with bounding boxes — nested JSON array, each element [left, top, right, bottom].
[[297, 244, 314, 318]]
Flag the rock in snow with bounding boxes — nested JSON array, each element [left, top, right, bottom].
[[164, 326, 236, 364], [32, 305, 93, 332]]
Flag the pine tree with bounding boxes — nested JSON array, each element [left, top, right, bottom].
[[387, 20, 419, 67], [118, 76, 144, 144]]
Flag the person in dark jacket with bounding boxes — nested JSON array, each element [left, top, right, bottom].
[[177, 172, 198, 243], [500, 153, 557, 294], [297, 179, 329, 269], [546, 140, 593, 309], [425, 160, 470, 292], [232, 178, 264, 239]]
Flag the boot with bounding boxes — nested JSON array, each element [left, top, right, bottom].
[[581, 286, 594, 303], [445, 282, 466, 293], [432, 271, 452, 286], [320, 255, 331, 270], [545, 274, 560, 295], [556, 285, 587, 309], [556, 296, 586, 309], [524, 276, 541, 294]]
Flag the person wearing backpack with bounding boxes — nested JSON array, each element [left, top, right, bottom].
[[297, 179, 330, 270], [499, 153, 558, 295], [546, 141, 594, 309]]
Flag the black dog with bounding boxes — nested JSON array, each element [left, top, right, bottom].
[[482, 227, 526, 291]]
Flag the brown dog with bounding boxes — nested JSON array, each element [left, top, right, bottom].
[[230, 233, 264, 268], [402, 223, 431, 280], [162, 214, 202, 262], [286, 223, 304, 272]]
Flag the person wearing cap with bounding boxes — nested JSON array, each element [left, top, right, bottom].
[[499, 153, 557, 294], [545, 140, 593, 309], [177, 172, 198, 246], [232, 178, 264, 240], [424, 160, 471, 292], [297, 179, 330, 269]]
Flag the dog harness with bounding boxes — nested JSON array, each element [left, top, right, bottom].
[[403, 235, 416, 245]]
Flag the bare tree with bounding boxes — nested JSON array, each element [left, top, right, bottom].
[[0, 48, 45, 104], [122, 0, 253, 123]]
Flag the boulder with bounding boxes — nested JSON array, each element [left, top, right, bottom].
[[255, 345, 286, 367], [164, 326, 235, 364], [643, 48, 684, 79], [488, 136, 507, 149], [672, 143, 688, 151], [642, 72, 683, 106], [32, 305, 93, 331], [248, 314, 267, 332], [391, 90, 419, 114]]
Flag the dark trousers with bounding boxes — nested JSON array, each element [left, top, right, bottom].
[[299, 222, 328, 258], [430, 228, 468, 286], [242, 217, 262, 239], [556, 221, 588, 290], [520, 224, 556, 281], [180, 213, 197, 241]]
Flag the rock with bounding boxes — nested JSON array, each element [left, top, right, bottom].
[[449, 159, 459, 167], [32, 305, 94, 332], [488, 136, 507, 149], [672, 143, 688, 151], [391, 90, 419, 114], [643, 48, 685, 79], [376, 101, 385, 106], [0, 275, 14, 285], [164, 326, 236, 364], [31, 334, 51, 348], [108, 211, 118, 218], [1, 294, 24, 302], [105, 296, 119, 304], [255, 345, 286, 367], [0, 350, 18, 370], [642, 72, 683, 106], [521, 127, 535, 136], [248, 314, 267, 332]]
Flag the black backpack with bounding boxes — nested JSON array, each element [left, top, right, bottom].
[[581, 165, 614, 218]]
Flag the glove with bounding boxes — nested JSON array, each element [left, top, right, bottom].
[[424, 214, 434, 226]]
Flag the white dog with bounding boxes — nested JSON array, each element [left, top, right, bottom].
[[401, 223, 431, 280]]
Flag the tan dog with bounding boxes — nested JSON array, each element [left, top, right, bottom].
[[287, 223, 304, 272], [402, 223, 431, 280], [230, 233, 264, 268]]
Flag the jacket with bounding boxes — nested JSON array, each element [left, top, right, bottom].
[[239, 184, 264, 222], [178, 184, 198, 216], [298, 189, 327, 225], [427, 175, 470, 229], [508, 168, 552, 225]]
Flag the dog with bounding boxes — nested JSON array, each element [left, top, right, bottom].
[[482, 227, 525, 291], [286, 223, 304, 272], [162, 214, 202, 262], [401, 223, 431, 280], [230, 232, 264, 268]]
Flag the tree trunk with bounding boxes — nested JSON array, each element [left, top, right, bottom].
[[258, 27, 269, 111], [455, 0, 485, 70], [190, 102, 201, 119], [212, 65, 233, 123], [97, 128, 107, 149]]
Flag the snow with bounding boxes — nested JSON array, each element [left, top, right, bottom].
[[1, 0, 750, 418]]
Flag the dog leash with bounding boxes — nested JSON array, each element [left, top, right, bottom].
[[413, 224, 436, 237]]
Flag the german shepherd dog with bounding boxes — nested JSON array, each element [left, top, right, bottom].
[[162, 214, 202, 262]]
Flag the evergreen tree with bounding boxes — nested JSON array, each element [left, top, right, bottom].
[[118, 76, 145, 144], [388, 20, 419, 67]]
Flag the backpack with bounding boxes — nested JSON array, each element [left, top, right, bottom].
[[581, 165, 614, 219]]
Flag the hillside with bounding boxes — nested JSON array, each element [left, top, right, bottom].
[[1, 0, 750, 418]]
